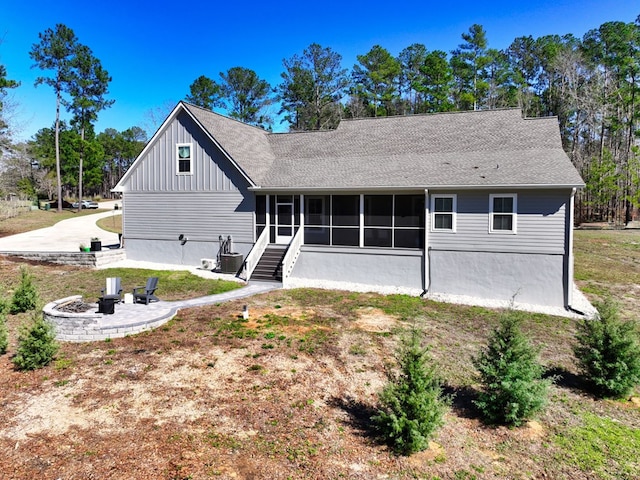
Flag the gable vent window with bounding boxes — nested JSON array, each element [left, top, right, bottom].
[[489, 194, 517, 233], [176, 143, 192, 175]]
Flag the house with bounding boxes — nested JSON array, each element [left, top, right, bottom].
[[113, 102, 585, 311]]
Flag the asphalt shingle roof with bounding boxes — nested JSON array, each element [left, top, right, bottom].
[[183, 103, 584, 190]]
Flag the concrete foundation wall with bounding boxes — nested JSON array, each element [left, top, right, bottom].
[[125, 238, 253, 267], [290, 246, 424, 290], [429, 249, 566, 308]]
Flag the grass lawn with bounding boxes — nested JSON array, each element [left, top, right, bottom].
[[0, 229, 638, 479]]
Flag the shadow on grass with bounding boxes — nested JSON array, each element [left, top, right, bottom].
[[545, 366, 593, 395], [443, 383, 481, 420], [327, 395, 384, 445]]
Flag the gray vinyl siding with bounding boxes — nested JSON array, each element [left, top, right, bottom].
[[119, 109, 256, 264], [123, 191, 254, 244], [429, 189, 568, 255], [120, 111, 247, 193]]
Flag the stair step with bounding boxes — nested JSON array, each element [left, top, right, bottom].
[[249, 244, 287, 281]]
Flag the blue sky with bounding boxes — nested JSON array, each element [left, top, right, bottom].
[[1, 0, 637, 141]]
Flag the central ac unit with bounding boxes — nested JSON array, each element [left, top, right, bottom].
[[201, 258, 216, 270]]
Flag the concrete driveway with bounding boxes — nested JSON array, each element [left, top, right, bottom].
[[0, 201, 122, 253]]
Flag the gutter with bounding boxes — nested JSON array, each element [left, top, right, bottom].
[[248, 183, 585, 192]]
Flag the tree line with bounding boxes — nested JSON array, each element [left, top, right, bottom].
[[187, 16, 640, 224], [1, 16, 639, 222], [0, 24, 146, 210]]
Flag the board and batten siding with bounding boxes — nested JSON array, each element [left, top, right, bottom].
[[121, 111, 246, 193], [428, 189, 568, 255], [118, 111, 256, 264]]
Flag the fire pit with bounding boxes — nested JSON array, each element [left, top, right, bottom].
[[43, 295, 178, 342], [54, 299, 96, 313]]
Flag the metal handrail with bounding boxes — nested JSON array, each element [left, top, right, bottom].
[[282, 228, 303, 286], [242, 228, 270, 280]]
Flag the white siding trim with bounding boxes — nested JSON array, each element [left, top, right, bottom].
[[424, 189, 430, 292], [300, 194, 305, 245], [359, 194, 364, 248], [567, 188, 576, 307]]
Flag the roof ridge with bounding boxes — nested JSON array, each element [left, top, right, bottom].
[[338, 107, 523, 125], [181, 101, 271, 134]]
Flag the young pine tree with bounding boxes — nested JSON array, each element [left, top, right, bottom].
[[574, 299, 640, 398], [0, 313, 8, 355], [10, 266, 39, 314], [372, 329, 448, 455], [473, 311, 550, 426], [12, 311, 59, 371]]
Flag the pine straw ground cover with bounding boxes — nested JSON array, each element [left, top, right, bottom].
[[0, 230, 638, 479]]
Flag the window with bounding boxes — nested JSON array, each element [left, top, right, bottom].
[[304, 195, 330, 245], [331, 195, 359, 246], [489, 194, 517, 233], [394, 195, 425, 248], [255, 195, 266, 239], [431, 194, 456, 232], [364, 195, 392, 247], [176, 143, 192, 174]]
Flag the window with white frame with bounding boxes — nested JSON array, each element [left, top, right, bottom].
[[489, 194, 517, 233], [176, 143, 192, 174], [431, 194, 456, 231]]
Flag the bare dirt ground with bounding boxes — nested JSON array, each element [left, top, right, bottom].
[[1, 281, 639, 480]]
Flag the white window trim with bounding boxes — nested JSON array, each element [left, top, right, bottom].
[[430, 194, 457, 232], [489, 193, 517, 234], [176, 143, 193, 175]]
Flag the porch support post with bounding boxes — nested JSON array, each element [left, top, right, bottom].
[[424, 189, 430, 292], [359, 194, 364, 248], [266, 194, 270, 241], [300, 194, 305, 245]]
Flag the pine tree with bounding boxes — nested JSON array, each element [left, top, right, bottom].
[[0, 312, 8, 355], [12, 312, 59, 370], [473, 312, 550, 426], [10, 266, 39, 314], [372, 329, 448, 455], [574, 299, 640, 398]]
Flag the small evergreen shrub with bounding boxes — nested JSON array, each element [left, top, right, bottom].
[[473, 311, 550, 426], [10, 267, 39, 314], [372, 329, 448, 455], [0, 313, 8, 354], [0, 293, 10, 315], [574, 299, 640, 398], [12, 311, 59, 370]]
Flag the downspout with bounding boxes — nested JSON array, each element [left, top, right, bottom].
[[567, 188, 576, 309], [422, 188, 430, 296]]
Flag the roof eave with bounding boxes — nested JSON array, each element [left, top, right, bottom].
[[181, 103, 257, 187], [113, 102, 186, 191], [249, 182, 585, 192]]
